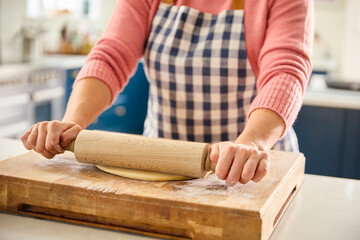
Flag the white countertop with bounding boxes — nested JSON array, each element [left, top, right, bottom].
[[0, 138, 359, 240], [304, 75, 360, 110]]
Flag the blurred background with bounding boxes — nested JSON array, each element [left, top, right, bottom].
[[0, 0, 359, 179]]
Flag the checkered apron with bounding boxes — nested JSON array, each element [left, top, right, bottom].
[[142, 1, 299, 152]]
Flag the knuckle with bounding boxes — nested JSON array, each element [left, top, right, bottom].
[[49, 120, 62, 129], [50, 137, 58, 144], [262, 165, 269, 175], [47, 121, 58, 130], [239, 147, 248, 155], [74, 125, 82, 132], [257, 167, 268, 177], [223, 144, 235, 154], [26, 139, 35, 149], [35, 146, 44, 152], [38, 121, 45, 127], [262, 158, 270, 167], [45, 143, 55, 151], [47, 121, 55, 129], [39, 123, 47, 130], [263, 162, 270, 171]]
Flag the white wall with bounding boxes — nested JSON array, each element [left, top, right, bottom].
[[314, 0, 360, 81], [97, 0, 117, 34], [342, 0, 360, 80], [314, 0, 346, 72], [0, 0, 27, 64]]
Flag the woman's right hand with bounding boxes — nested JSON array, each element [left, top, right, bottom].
[[21, 121, 82, 159]]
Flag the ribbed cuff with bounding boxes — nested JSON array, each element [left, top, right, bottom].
[[248, 73, 304, 137], [74, 59, 121, 105]]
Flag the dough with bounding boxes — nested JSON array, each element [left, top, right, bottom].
[[96, 165, 193, 181]]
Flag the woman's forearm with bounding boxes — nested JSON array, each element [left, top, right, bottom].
[[235, 109, 285, 151], [62, 78, 112, 129]]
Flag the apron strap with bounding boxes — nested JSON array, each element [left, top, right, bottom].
[[161, 0, 245, 10]]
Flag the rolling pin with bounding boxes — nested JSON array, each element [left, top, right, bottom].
[[65, 130, 216, 178]]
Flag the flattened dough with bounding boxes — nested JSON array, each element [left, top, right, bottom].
[[96, 165, 193, 181]]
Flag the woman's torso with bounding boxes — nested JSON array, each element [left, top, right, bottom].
[[142, 0, 299, 151]]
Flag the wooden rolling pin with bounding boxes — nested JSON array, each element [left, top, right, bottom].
[[65, 130, 216, 178]]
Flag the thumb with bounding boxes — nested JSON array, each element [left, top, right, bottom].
[[210, 143, 220, 164]]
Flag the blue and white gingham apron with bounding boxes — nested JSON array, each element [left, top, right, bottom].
[[142, 1, 299, 152]]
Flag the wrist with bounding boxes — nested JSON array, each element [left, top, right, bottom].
[[235, 134, 265, 151], [61, 117, 86, 129], [235, 109, 285, 151]]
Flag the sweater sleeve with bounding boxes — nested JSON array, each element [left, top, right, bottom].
[[74, 0, 152, 104], [248, 0, 314, 136]]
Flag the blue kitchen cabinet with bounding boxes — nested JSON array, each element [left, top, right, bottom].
[[342, 110, 360, 179], [34, 102, 52, 123], [294, 106, 360, 180], [65, 68, 80, 106], [65, 62, 149, 134], [293, 106, 346, 178]]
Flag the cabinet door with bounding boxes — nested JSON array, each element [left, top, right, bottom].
[[342, 110, 360, 179], [293, 106, 347, 177]]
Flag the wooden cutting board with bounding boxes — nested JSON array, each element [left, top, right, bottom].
[[0, 150, 305, 240]]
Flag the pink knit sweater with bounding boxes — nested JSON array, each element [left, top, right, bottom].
[[75, 0, 314, 134]]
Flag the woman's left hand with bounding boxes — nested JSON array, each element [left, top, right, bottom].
[[210, 141, 270, 186]]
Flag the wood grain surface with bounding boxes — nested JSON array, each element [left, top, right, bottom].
[[0, 150, 305, 240], [68, 130, 215, 178]]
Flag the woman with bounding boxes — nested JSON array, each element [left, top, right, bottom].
[[21, 0, 313, 186]]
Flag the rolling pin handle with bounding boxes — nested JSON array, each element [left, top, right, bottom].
[[203, 149, 216, 177], [207, 144, 216, 173], [63, 141, 75, 152], [210, 161, 216, 173]]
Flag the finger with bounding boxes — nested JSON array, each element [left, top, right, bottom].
[[45, 121, 65, 154], [60, 124, 82, 148], [26, 124, 39, 150], [210, 143, 220, 164], [215, 143, 236, 180], [240, 149, 261, 184], [35, 122, 47, 153], [225, 147, 248, 186], [21, 125, 35, 150], [36, 122, 54, 159], [252, 152, 270, 183]]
